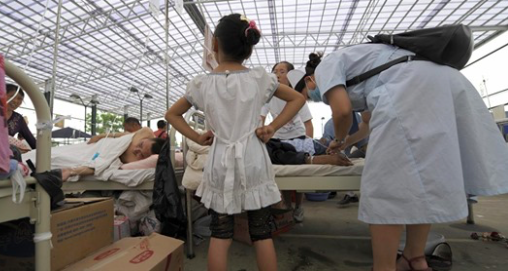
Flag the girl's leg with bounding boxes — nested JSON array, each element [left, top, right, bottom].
[[248, 208, 278, 271], [208, 238, 232, 271], [370, 224, 403, 271], [282, 191, 293, 209], [208, 211, 234, 271], [253, 239, 278, 271], [397, 224, 431, 270]]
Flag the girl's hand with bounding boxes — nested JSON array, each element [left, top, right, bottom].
[[197, 130, 214, 146], [256, 125, 275, 143]]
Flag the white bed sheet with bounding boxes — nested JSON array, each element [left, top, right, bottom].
[[273, 158, 364, 176], [182, 159, 364, 190]]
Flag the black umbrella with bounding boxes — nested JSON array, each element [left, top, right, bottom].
[[52, 127, 91, 139]]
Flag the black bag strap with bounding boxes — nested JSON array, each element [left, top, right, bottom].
[[345, 55, 427, 87]]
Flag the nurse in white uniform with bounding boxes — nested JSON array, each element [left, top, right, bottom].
[[303, 46, 508, 271]]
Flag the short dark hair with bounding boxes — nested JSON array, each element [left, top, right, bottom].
[[150, 138, 166, 155], [271, 61, 295, 73], [157, 120, 166, 129], [214, 13, 261, 62], [6, 84, 25, 97], [124, 117, 140, 126]]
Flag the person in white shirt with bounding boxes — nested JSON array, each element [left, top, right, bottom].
[[261, 61, 326, 223]]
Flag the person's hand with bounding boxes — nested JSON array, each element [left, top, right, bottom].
[[87, 135, 102, 144], [333, 153, 353, 166], [197, 130, 214, 146], [256, 125, 275, 143], [326, 139, 346, 154]]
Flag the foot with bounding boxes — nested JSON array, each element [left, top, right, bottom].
[[396, 254, 431, 271], [338, 194, 359, 206], [61, 168, 71, 182], [293, 207, 304, 223]]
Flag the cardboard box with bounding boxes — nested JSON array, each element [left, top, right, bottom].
[[62, 233, 184, 271], [233, 208, 294, 245], [114, 216, 131, 242], [52, 198, 114, 270], [0, 197, 114, 271]]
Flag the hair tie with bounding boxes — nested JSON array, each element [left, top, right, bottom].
[[245, 20, 259, 37]]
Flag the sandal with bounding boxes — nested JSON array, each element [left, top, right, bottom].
[[427, 242, 452, 271], [399, 254, 432, 271]]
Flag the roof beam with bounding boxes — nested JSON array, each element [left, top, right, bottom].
[[335, 0, 360, 50], [267, 0, 280, 64], [1, 0, 159, 59], [184, 0, 207, 35]]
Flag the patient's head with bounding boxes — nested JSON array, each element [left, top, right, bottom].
[[123, 117, 141, 133], [133, 138, 165, 160]]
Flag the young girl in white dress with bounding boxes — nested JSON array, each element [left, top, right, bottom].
[[166, 13, 305, 271]]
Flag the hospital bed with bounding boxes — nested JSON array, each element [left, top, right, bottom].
[[179, 110, 477, 258], [0, 59, 52, 270]]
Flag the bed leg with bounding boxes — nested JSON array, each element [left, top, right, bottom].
[[466, 201, 475, 225], [186, 189, 195, 259]]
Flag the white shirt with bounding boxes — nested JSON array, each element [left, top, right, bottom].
[[261, 97, 313, 139], [185, 67, 282, 214]]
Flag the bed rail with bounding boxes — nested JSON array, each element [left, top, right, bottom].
[[5, 59, 52, 271]]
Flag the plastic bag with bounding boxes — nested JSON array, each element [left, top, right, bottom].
[[152, 140, 186, 239]]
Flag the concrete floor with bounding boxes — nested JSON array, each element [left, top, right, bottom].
[[184, 194, 508, 271]]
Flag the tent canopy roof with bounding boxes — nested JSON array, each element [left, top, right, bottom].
[[1, 0, 507, 119]]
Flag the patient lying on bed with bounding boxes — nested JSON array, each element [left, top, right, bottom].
[[60, 128, 165, 181]]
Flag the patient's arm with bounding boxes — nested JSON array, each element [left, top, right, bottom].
[[88, 131, 129, 144], [132, 127, 155, 142], [61, 166, 94, 182]]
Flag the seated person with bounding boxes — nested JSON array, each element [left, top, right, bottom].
[[123, 117, 142, 133], [154, 120, 168, 139], [6, 84, 36, 149], [262, 61, 327, 156]]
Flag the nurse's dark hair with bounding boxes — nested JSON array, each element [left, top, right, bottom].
[[214, 13, 261, 62], [271, 61, 295, 73], [6, 83, 25, 97], [294, 52, 323, 93], [305, 52, 323, 75], [150, 138, 166, 155]]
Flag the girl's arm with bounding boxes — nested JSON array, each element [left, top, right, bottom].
[[166, 97, 213, 146], [304, 120, 314, 138], [325, 85, 353, 152], [257, 85, 305, 142]]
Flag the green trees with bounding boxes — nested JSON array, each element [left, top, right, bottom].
[[85, 112, 123, 134]]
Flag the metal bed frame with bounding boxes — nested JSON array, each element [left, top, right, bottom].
[[0, 59, 52, 271]]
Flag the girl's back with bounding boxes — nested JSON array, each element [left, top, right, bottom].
[[187, 68, 276, 142], [186, 67, 281, 214]]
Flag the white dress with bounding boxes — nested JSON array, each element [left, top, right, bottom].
[[316, 44, 508, 224], [185, 67, 282, 215]]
